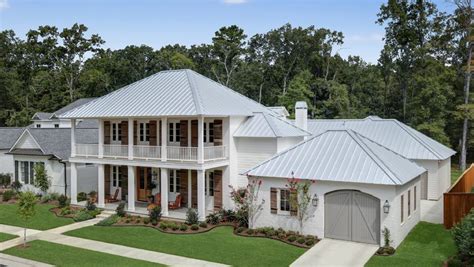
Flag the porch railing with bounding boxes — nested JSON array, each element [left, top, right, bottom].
[[103, 144, 128, 158], [134, 145, 161, 160], [167, 146, 198, 161], [204, 146, 227, 161], [75, 144, 99, 157]]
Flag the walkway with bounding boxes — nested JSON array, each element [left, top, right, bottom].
[[290, 239, 378, 267], [420, 199, 443, 224], [0, 211, 227, 267], [0, 253, 53, 267]]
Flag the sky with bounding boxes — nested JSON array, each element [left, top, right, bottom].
[[0, 0, 457, 64]]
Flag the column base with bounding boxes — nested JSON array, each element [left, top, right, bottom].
[[97, 204, 105, 208], [71, 200, 78, 205]]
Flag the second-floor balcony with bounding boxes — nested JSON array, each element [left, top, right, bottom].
[[75, 144, 227, 162]]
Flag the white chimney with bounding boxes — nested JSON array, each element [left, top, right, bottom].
[[295, 101, 308, 132]]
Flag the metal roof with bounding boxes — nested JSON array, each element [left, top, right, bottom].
[[60, 69, 268, 119], [244, 129, 426, 185], [52, 98, 97, 118], [31, 112, 53, 121], [304, 116, 456, 160], [267, 106, 290, 117], [234, 112, 309, 138], [0, 128, 23, 149]]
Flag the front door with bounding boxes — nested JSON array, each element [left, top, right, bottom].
[[137, 167, 152, 201]]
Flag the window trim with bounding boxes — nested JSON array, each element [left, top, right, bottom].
[[18, 161, 39, 185], [277, 188, 291, 215], [111, 166, 122, 188], [54, 124, 59, 128], [168, 169, 180, 193], [408, 190, 411, 217], [205, 171, 214, 197], [168, 122, 181, 144], [401, 195, 404, 224], [111, 121, 122, 143], [414, 186, 417, 211]]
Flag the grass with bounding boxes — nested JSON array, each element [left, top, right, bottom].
[[65, 225, 306, 267], [0, 232, 17, 242], [365, 222, 457, 267], [2, 240, 162, 267], [451, 165, 462, 185], [0, 204, 73, 230]]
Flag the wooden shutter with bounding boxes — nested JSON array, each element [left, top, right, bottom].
[[149, 120, 157, 146], [213, 120, 223, 146], [270, 188, 277, 214], [179, 170, 188, 206], [120, 166, 128, 199], [290, 190, 298, 216], [191, 120, 198, 147], [14, 161, 18, 182], [133, 121, 138, 145], [121, 121, 128, 145], [104, 121, 111, 144], [180, 120, 188, 147], [104, 165, 111, 197], [159, 120, 162, 146], [191, 170, 197, 208], [214, 170, 223, 210]]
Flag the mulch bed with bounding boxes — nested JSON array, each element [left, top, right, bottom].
[[49, 206, 83, 218], [234, 230, 319, 248]]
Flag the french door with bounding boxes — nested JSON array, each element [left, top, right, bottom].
[[136, 167, 152, 201]]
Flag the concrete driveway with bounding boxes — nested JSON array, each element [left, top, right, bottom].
[[290, 239, 378, 267]]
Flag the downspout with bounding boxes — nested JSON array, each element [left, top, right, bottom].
[[60, 160, 67, 196]]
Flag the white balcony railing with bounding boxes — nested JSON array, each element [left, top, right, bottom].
[[103, 144, 128, 158], [204, 146, 227, 161], [75, 144, 99, 157], [167, 146, 198, 161], [134, 145, 161, 159]]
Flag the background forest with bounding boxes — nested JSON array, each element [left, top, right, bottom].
[[0, 0, 472, 166]]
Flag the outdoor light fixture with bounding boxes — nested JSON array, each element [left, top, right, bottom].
[[312, 194, 319, 207], [383, 200, 390, 214]]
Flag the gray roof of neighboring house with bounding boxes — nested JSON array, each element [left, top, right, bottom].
[[32, 112, 53, 121], [303, 116, 456, 160], [60, 69, 269, 119], [245, 129, 426, 186], [234, 112, 310, 138], [51, 98, 97, 118], [0, 128, 24, 150], [267, 106, 290, 117]]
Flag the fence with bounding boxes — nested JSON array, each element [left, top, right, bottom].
[[443, 164, 474, 228]]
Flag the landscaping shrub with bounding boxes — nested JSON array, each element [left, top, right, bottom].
[[143, 218, 150, 224], [219, 209, 236, 222], [125, 219, 131, 223], [58, 194, 69, 208], [159, 222, 168, 230], [288, 235, 297, 242], [305, 239, 315, 246], [0, 173, 11, 188], [116, 202, 126, 217], [180, 224, 188, 231], [278, 232, 286, 239], [236, 227, 245, 233], [2, 190, 15, 202], [88, 209, 101, 217], [206, 212, 221, 225], [451, 208, 474, 263], [185, 208, 199, 225], [170, 223, 179, 231], [149, 206, 162, 225], [235, 208, 249, 227], [11, 181, 22, 192], [199, 222, 208, 228], [246, 229, 254, 235], [73, 210, 94, 222], [297, 238, 306, 244], [191, 224, 199, 230], [77, 192, 87, 202], [135, 217, 141, 224], [86, 199, 96, 211], [60, 206, 72, 216], [96, 215, 119, 226]]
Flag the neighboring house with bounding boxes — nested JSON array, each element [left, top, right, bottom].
[[31, 98, 96, 128], [0, 128, 24, 176]]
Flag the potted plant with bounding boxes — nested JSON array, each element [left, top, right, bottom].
[[376, 227, 395, 256]]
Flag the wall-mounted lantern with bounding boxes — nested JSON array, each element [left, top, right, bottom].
[[383, 200, 391, 214], [312, 194, 319, 207]]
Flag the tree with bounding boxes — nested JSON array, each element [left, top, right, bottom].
[[34, 163, 50, 194], [286, 176, 315, 233], [278, 70, 314, 116], [229, 178, 265, 228], [17, 191, 37, 247]]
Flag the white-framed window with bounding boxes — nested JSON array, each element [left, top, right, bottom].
[[414, 186, 417, 211], [401, 195, 404, 223], [139, 122, 150, 142], [18, 161, 42, 185], [168, 122, 181, 143], [203, 122, 214, 143], [408, 190, 411, 217], [54, 124, 59, 128], [169, 169, 180, 193], [205, 171, 214, 196], [111, 166, 122, 187], [36, 124, 41, 128], [278, 189, 291, 215], [111, 122, 122, 142]]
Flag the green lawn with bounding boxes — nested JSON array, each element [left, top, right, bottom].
[[365, 222, 457, 267], [0, 204, 73, 230], [2, 240, 162, 267], [0, 232, 17, 242], [65, 226, 306, 267]]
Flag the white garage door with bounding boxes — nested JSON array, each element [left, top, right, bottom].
[[324, 190, 380, 244]]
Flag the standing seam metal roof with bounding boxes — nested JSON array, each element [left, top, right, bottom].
[[234, 112, 310, 138]]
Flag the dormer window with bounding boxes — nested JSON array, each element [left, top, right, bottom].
[[54, 124, 59, 128], [36, 124, 41, 128]]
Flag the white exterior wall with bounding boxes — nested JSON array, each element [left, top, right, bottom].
[[415, 159, 451, 200], [439, 158, 451, 191], [392, 177, 421, 248], [0, 150, 15, 175], [225, 116, 247, 208], [276, 137, 304, 153], [253, 176, 421, 248], [236, 137, 277, 187]]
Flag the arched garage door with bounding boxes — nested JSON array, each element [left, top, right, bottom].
[[324, 190, 380, 244]]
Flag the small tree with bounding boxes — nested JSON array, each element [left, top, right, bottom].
[[286, 175, 315, 233], [0, 173, 11, 188], [17, 191, 37, 247], [229, 178, 265, 228], [34, 163, 50, 193]]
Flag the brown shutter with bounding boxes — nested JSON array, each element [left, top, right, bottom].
[[121, 121, 128, 145], [159, 120, 162, 146], [104, 165, 111, 197], [179, 170, 188, 206], [213, 120, 223, 146], [290, 190, 298, 216], [214, 170, 223, 210], [120, 166, 128, 199], [104, 121, 111, 144], [149, 120, 157, 146], [270, 188, 277, 214], [191, 170, 197, 208], [133, 121, 138, 145], [191, 120, 198, 147], [180, 120, 188, 147]]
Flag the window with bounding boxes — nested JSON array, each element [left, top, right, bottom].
[[18, 161, 38, 184], [206, 172, 214, 196], [169, 123, 174, 142], [54, 124, 59, 128], [279, 189, 291, 214], [169, 170, 180, 193], [139, 122, 150, 142], [36, 124, 41, 128], [203, 122, 215, 143], [208, 122, 214, 142], [414, 186, 417, 211], [408, 190, 411, 217], [203, 123, 207, 142], [111, 122, 122, 142], [175, 123, 180, 142], [401, 195, 404, 223], [168, 123, 180, 143], [112, 166, 122, 187]]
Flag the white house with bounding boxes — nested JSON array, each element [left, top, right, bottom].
[[31, 98, 96, 129], [0, 128, 23, 177]]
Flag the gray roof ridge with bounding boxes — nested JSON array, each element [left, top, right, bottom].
[[185, 69, 203, 115], [264, 112, 310, 136], [261, 113, 279, 137]]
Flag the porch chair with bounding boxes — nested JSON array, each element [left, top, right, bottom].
[[168, 193, 182, 210], [105, 188, 120, 203], [147, 193, 161, 211]]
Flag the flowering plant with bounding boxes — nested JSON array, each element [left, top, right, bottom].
[[229, 178, 265, 228], [286, 173, 315, 232]]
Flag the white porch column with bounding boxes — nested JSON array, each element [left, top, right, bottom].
[[197, 169, 205, 221], [71, 119, 76, 157], [198, 116, 204, 164], [160, 168, 169, 216], [97, 164, 105, 208], [98, 119, 104, 158], [127, 165, 135, 211], [70, 162, 78, 204], [187, 169, 192, 208], [128, 118, 134, 160], [161, 118, 167, 162]]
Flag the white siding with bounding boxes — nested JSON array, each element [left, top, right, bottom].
[[0, 150, 15, 175], [226, 116, 247, 208], [439, 158, 451, 192], [415, 160, 440, 200], [276, 137, 303, 153], [236, 137, 277, 187], [393, 178, 421, 248], [15, 133, 39, 149]]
